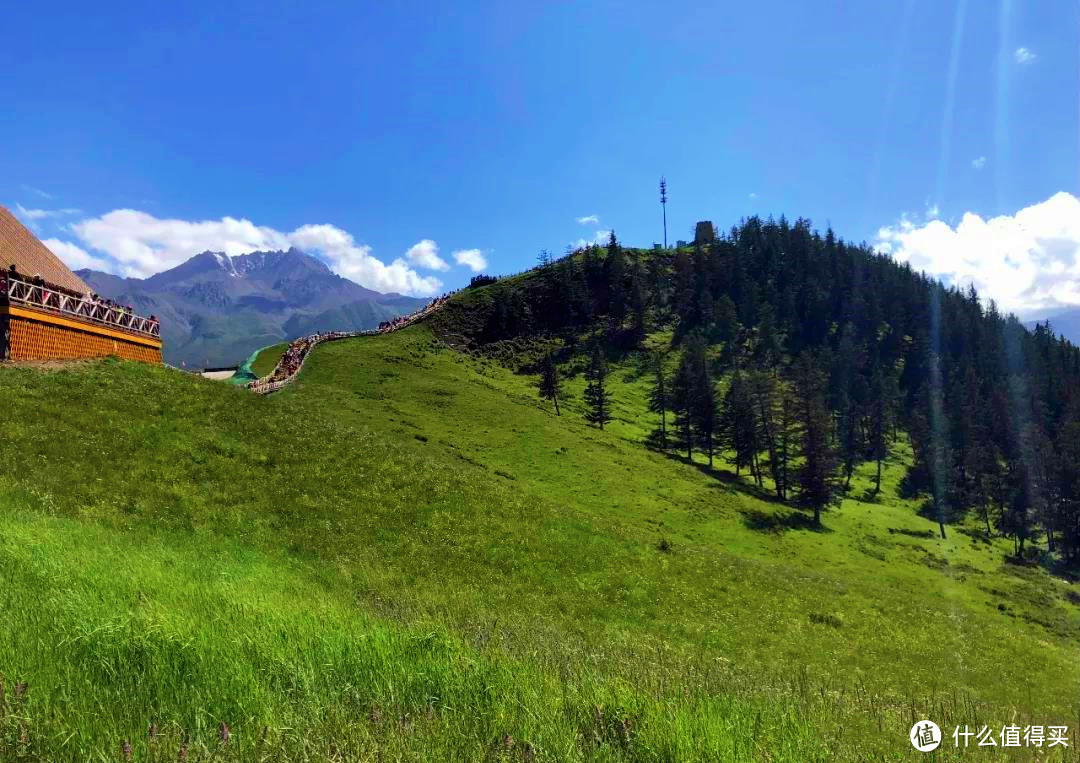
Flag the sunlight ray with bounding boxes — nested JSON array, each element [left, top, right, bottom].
[[936, 0, 969, 208], [994, 0, 1014, 214], [864, 0, 917, 231]]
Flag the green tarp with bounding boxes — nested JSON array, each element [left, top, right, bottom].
[[228, 344, 272, 385]]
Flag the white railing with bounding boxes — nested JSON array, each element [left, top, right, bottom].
[[1, 276, 161, 338], [248, 378, 293, 394]]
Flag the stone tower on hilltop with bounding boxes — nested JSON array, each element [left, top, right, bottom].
[[694, 221, 716, 245]]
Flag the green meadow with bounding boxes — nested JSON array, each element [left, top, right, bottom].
[[250, 343, 288, 378], [0, 326, 1078, 761]]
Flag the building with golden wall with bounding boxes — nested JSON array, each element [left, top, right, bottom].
[[0, 205, 162, 363]]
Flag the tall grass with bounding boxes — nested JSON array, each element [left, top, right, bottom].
[[0, 333, 1077, 760]]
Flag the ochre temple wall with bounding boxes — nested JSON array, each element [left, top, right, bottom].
[[2, 310, 162, 364]]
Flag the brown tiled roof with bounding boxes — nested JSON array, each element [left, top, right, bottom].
[[0, 204, 91, 295]]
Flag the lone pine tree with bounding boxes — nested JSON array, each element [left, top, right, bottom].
[[538, 351, 562, 415], [583, 343, 612, 429], [648, 351, 670, 449]]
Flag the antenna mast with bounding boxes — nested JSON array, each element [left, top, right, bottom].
[[659, 176, 668, 248]]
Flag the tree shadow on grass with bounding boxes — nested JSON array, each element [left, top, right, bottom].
[[653, 447, 834, 534], [739, 507, 833, 534], [913, 498, 965, 531], [655, 448, 786, 505], [1003, 545, 1080, 583], [856, 486, 883, 503], [1050, 559, 1080, 584]]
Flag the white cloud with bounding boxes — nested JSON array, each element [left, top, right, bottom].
[[748, 192, 758, 200], [452, 248, 488, 272], [404, 239, 450, 271], [72, 210, 290, 278], [288, 224, 442, 295], [572, 216, 612, 248], [16, 204, 50, 221], [56, 209, 441, 295], [971, 156, 987, 170], [926, 203, 940, 220], [876, 191, 1080, 315], [1015, 47, 1037, 64], [41, 238, 111, 272], [13, 204, 82, 233], [20, 185, 54, 200], [571, 229, 612, 249]]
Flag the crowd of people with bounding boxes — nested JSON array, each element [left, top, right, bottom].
[[1, 263, 160, 336], [251, 292, 458, 393], [266, 331, 348, 384], [376, 293, 453, 333]]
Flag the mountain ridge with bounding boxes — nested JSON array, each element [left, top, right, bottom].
[[76, 248, 426, 367], [1026, 307, 1080, 345]]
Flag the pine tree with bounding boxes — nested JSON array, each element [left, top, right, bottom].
[[693, 246, 715, 339], [604, 231, 627, 330], [714, 294, 739, 346], [1000, 461, 1036, 556], [926, 350, 952, 540], [583, 343, 612, 429], [774, 381, 798, 499], [629, 259, 648, 341], [1055, 407, 1080, 563], [970, 439, 1003, 536], [867, 365, 897, 495], [747, 369, 792, 499], [684, 336, 718, 467], [537, 352, 562, 415], [484, 286, 529, 341], [672, 248, 695, 338], [947, 364, 982, 512], [696, 374, 719, 468], [753, 301, 785, 368], [565, 256, 592, 326], [582, 244, 605, 315], [831, 325, 862, 490], [646, 255, 671, 325], [671, 349, 696, 461], [721, 372, 759, 480], [792, 353, 842, 526], [647, 352, 670, 449]]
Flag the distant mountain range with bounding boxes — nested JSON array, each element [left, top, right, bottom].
[[1025, 308, 1080, 346], [77, 248, 426, 368]]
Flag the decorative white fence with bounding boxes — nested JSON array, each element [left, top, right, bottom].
[[1, 276, 161, 338]]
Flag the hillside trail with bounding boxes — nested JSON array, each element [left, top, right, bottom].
[[246, 293, 452, 394]]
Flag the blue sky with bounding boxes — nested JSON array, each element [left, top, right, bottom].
[[2, 1, 1078, 313]]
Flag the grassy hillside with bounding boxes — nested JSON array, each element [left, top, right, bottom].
[[0, 330, 1078, 761], [251, 342, 287, 378]]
